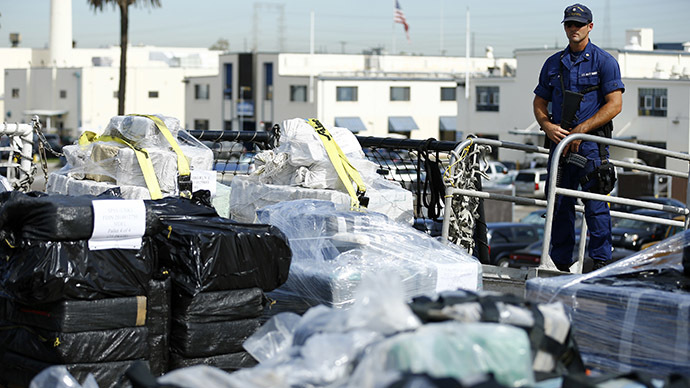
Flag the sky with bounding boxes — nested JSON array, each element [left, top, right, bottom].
[[1, 0, 689, 58]]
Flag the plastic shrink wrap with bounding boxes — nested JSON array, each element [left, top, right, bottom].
[[525, 229, 690, 377], [48, 114, 214, 200], [153, 216, 291, 297], [0, 237, 155, 304], [256, 199, 481, 313], [1, 350, 147, 388], [0, 191, 170, 241], [156, 276, 534, 388], [408, 290, 583, 376], [229, 118, 414, 224]]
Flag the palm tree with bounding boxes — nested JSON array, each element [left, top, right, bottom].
[[87, 0, 161, 115]]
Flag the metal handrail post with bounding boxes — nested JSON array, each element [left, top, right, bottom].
[[541, 133, 690, 270]]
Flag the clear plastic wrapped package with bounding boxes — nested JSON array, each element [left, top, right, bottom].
[[48, 115, 214, 200], [230, 118, 414, 224], [257, 199, 481, 314], [159, 274, 526, 388], [525, 230, 690, 377]]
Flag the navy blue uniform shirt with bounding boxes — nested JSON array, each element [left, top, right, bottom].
[[534, 41, 624, 127]]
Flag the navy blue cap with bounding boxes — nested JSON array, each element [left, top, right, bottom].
[[562, 4, 592, 24]]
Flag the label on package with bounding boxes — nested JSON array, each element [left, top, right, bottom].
[[434, 262, 479, 292], [89, 199, 146, 250], [191, 170, 217, 197]]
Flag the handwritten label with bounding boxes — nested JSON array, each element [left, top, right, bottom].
[[89, 199, 146, 250], [191, 170, 217, 197], [434, 262, 479, 293]]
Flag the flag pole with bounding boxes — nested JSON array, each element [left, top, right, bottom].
[[392, 0, 396, 54]]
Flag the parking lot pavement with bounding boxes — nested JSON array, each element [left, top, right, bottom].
[[30, 159, 63, 192]]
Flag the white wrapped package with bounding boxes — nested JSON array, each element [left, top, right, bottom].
[[229, 175, 414, 224], [102, 114, 181, 148], [116, 144, 213, 193], [47, 172, 152, 199], [278, 118, 363, 167]]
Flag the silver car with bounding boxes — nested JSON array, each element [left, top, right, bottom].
[[514, 168, 548, 198]]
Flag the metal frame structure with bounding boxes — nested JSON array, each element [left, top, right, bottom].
[[0, 116, 40, 191], [442, 135, 690, 273]]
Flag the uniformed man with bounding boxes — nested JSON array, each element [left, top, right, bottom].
[[533, 3, 624, 271]]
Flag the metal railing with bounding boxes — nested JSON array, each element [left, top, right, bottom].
[[0, 116, 40, 191], [441, 135, 690, 273]]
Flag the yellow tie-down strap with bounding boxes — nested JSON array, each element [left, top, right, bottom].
[[79, 131, 163, 200], [307, 118, 368, 210], [133, 114, 192, 198]]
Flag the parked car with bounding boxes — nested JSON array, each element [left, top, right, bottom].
[[479, 160, 510, 182], [485, 222, 542, 265], [519, 208, 583, 238], [611, 208, 677, 250], [609, 196, 687, 215], [502, 237, 636, 272], [639, 215, 686, 250], [514, 168, 548, 199]]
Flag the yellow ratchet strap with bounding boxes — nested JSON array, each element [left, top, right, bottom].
[[307, 118, 369, 210], [132, 114, 192, 198], [78, 131, 163, 200]]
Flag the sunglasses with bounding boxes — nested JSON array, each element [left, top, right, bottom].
[[564, 21, 588, 28]]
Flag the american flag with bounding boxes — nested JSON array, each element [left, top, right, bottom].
[[394, 0, 410, 41]]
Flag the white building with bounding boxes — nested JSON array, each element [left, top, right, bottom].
[[184, 51, 515, 141], [1, 0, 220, 140], [460, 28, 690, 172]]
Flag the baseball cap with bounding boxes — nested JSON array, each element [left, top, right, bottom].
[[562, 4, 592, 24]]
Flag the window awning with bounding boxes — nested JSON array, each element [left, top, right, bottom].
[[335, 116, 367, 132], [388, 116, 418, 132], [439, 116, 458, 131], [23, 109, 68, 117]]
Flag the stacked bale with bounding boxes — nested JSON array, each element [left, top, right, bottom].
[[152, 216, 291, 372], [0, 193, 158, 388]]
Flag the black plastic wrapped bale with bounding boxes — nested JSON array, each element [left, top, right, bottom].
[[4, 296, 147, 332], [0, 192, 163, 241], [172, 287, 266, 323], [0, 350, 147, 388], [0, 323, 149, 364], [169, 351, 257, 373], [170, 317, 262, 358], [147, 276, 172, 377], [0, 237, 155, 304], [154, 217, 291, 296]]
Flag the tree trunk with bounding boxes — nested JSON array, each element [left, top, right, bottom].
[[117, 3, 128, 116]]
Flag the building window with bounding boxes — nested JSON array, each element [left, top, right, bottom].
[[638, 88, 667, 117], [264, 62, 273, 100], [148, 91, 159, 98], [440, 87, 456, 101], [59, 90, 67, 99], [336, 86, 358, 101], [11, 89, 19, 98], [390, 86, 410, 101], [193, 119, 210, 130], [224, 63, 233, 100], [194, 84, 210, 100], [290, 85, 307, 102], [476, 86, 499, 112]]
